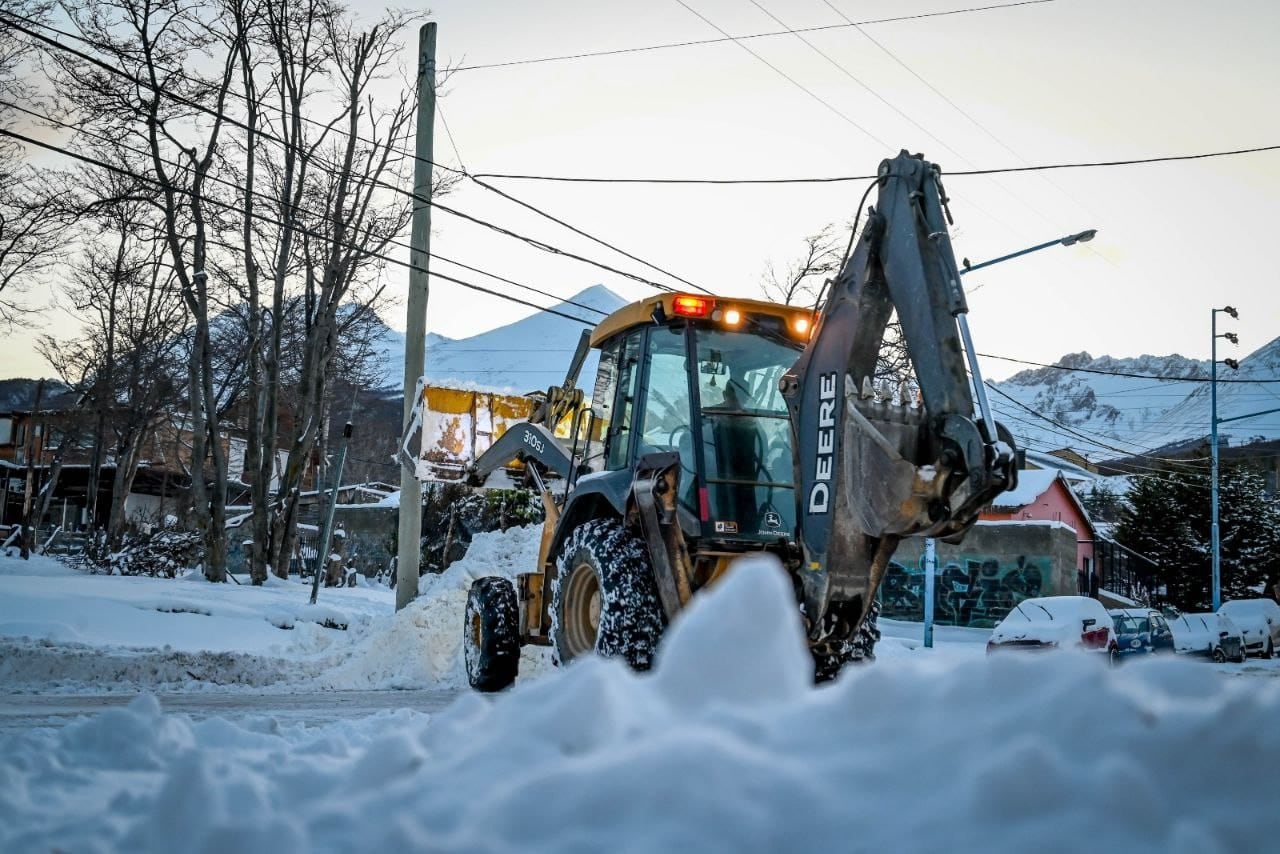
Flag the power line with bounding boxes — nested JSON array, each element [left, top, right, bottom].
[[0, 97, 613, 320], [744, 0, 1067, 249], [672, 0, 890, 149], [817, 0, 1115, 269], [979, 352, 1280, 384], [0, 126, 600, 328], [451, 1, 1060, 72], [467, 176, 711, 295], [3, 13, 691, 297], [472, 143, 1280, 185]]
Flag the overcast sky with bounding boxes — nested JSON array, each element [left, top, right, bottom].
[[3, 0, 1278, 381]]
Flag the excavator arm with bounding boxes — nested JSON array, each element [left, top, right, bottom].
[[782, 151, 1017, 638]]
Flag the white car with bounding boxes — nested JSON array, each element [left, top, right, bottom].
[[987, 596, 1117, 659], [1169, 612, 1247, 663], [1218, 599, 1280, 658]]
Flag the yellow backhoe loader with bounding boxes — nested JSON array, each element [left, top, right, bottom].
[[452, 152, 1018, 689]]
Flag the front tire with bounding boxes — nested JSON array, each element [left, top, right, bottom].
[[464, 577, 520, 692], [1263, 638, 1274, 660], [1212, 646, 1226, 663], [551, 518, 665, 670]]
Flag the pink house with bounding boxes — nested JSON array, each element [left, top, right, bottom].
[[981, 469, 1097, 584]]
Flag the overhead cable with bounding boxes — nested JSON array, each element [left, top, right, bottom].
[[451, 1, 1059, 72]]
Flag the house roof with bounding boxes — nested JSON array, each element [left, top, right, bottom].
[[989, 468, 1098, 539], [990, 469, 1059, 509]]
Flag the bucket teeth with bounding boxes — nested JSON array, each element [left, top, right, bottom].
[[860, 376, 875, 400]]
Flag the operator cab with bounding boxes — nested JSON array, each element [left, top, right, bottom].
[[580, 294, 813, 548]]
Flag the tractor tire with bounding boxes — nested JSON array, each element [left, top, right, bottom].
[[811, 598, 881, 683], [464, 576, 521, 693], [551, 518, 665, 671]]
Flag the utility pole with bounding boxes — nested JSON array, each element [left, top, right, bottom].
[[19, 379, 45, 560], [922, 536, 936, 649], [1210, 305, 1239, 611], [397, 22, 436, 611], [312, 423, 353, 605]]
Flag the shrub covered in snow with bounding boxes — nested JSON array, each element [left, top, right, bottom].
[[70, 528, 205, 578]]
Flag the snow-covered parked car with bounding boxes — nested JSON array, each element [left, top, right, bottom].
[[1218, 598, 1280, 659], [1108, 608, 1175, 658], [987, 596, 1118, 660], [1169, 612, 1246, 663]]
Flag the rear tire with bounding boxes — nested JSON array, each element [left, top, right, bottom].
[[464, 577, 520, 692], [551, 518, 665, 671], [812, 598, 881, 683], [1212, 647, 1226, 663]]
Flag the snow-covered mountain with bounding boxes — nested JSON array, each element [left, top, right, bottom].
[[989, 338, 1280, 459], [1129, 336, 1280, 453], [372, 329, 454, 392], [372, 285, 628, 393]]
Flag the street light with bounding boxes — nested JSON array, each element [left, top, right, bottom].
[[960, 228, 1098, 275], [917, 228, 1096, 649], [1210, 306, 1239, 611]]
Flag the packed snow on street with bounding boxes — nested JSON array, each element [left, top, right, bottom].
[[2, 532, 1279, 852]]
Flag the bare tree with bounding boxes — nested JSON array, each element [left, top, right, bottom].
[[259, 6, 420, 582], [1, 3, 72, 324], [762, 224, 844, 307], [40, 178, 187, 547], [51, 0, 250, 580], [767, 222, 914, 387]]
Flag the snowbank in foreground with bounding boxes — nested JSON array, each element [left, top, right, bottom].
[[4, 554, 1277, 852]]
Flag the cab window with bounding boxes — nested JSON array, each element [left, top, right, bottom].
[[605, 330, 643, 470]]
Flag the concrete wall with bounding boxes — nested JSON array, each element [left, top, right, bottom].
[[881, 521, 1080, 629], [983, 478, 1095, 577]]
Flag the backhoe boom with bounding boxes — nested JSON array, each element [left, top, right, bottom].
[[782, 151, 1017, 638]]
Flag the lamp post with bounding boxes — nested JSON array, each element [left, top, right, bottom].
[[913, 228, 1096, 648], [1210, 306, 1239, 611], [960, 229, 1098, 276]]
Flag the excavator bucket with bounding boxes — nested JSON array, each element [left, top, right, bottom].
[[783, 151, 1017, 639]]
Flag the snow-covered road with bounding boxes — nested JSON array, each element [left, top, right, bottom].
[[0, 689, 461, 730]]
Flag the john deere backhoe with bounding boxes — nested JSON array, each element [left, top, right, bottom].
[[453, 152, 1018, 690]]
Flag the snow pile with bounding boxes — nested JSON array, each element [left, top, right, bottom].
[[0, 551, 77, 577], [315, 525, 551, 690], [0, 551, 392, 692], [5, 553, 1279, 852]]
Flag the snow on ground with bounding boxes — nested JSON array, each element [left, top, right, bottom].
[[0, 527, 551, 693], [315, 525, 552, 691], [3, 554, 1278, 853]]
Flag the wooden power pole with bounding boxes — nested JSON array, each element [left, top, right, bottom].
[[397, 22, 436, 610]]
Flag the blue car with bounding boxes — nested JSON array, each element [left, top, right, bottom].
[[1108, 608, 1176, 657]]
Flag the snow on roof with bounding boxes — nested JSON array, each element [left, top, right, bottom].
[[990, 468, 1060, 509]]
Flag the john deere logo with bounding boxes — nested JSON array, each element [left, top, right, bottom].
[[764, 511, 781, 529]]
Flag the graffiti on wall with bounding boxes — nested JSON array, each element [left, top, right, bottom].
[[879, 554, 1050, 628]]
